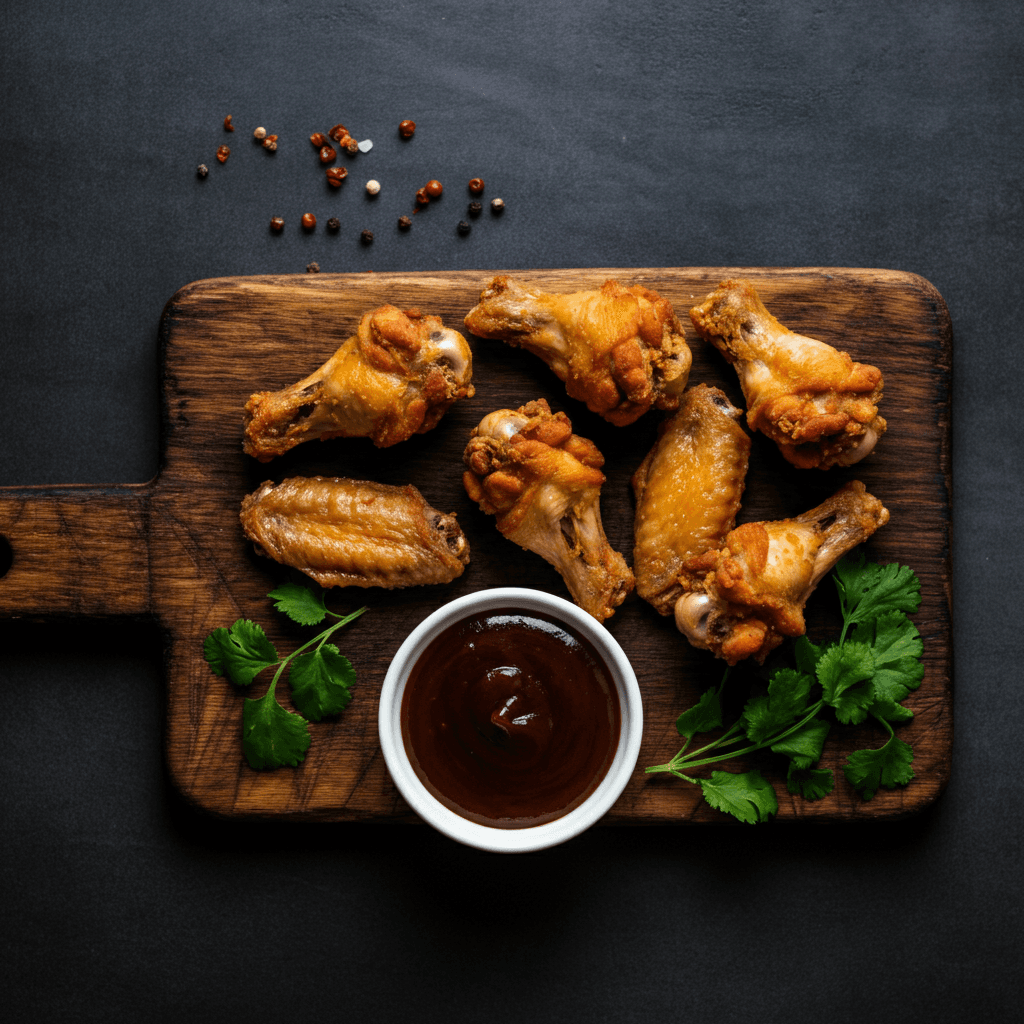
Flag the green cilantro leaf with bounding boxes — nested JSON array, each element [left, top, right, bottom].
[[268, 581, 329, 626], [852, 610, 925, 705], [676, 685, 724, 738], [834, 555, 921, 626], [786, 764, 835, 800], [793, 635, 824, 676], [242, 685, 312, 769], [770, 717, 831, 769], [742, 669, 814, 744], [699, 770, 778, 824], [843, 735, 915, 800], [203, 620, 279, 686], [818, 641, 875, 725], [289, 644, 356, 721]]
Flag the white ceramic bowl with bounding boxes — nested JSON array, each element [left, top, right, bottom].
[[378, 587, 643, 854]]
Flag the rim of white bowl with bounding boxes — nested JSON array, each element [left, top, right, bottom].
[[378, 587, 643, 854]]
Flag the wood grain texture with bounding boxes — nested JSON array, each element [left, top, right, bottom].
[[0, 268, 952, 824]]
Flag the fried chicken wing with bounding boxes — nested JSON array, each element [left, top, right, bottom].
[[675, 481, 889, 664], [464, 276, 692, 426], [462, 399, 634, 621], [689, 280, 885, 469], [240, 477, 470, 589], [243, 305, 474, 461], [632, 384, 751, 616]]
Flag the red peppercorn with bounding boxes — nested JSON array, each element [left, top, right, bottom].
[[398, 119, 416, 138], [310, 132, 328, 147], [425, 179, 443, 198], [415, 187, 430, 206], [270, 216, 284, 232], [344, 138, 359, 155], [468, 178, 484, 194], [319, 144, 337, 164], [326, 167, 348, 186], [216, 145, 230, 163], [263, 134, 278, 151], [223, 115, 234, 131], [328, 124, 348, 142], [301, 213, 316, 230]]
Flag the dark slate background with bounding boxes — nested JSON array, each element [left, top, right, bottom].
[[1, 1, 1020, 1021]]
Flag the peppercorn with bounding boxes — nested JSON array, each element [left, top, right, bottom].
[[326, 167, 348, 187], [319, 144, 337, 164], [360, 229, 374, 244], [468, 178, 484, 194], [263, 134, 278, 151], [310, 132, 328, 147], [270, 216, 285, 232], [468, 201, 482, 217], [301, 212, 316, 230], [306, 262, 320, 273], [254, 127, 267, 140], [365, 180, 381, 196], [457, 220, 471, 236], [425, 179, 443, 198], [491, 197, 505, 213], [398, 119, 416, 138], [197, 164, 209, 178], [326, 217, 340, 232], [344, 138, 359, 155], [216, 145, 230, 163], [224, 115, 234, 131], [328, 124, 348, 142], [397, 215, 412, 230], [415, 187, 430, 206]]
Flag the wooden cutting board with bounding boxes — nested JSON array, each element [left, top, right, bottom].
[[0, 268, 952, 824]]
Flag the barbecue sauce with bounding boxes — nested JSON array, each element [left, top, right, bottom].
[[401, 609, 621, 828]]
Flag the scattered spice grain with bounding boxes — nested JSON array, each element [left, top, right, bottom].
[[328, 124, 348, 142], [457, 220, 471, 236], [360, 229, 374, 244], [216, 145, 230, 163], [306, 262, 320, 273], [270, 216, 285, 232], [415, 187, 430, 206], [197, 164, 209, 178], [365, 180, 381, 196], [344, 138, 359, 155], [223, 115, 234, 132], [425, 179, 443, 198], [301, 212, 316, 230], [263, 134, 278, 151], [310, 132, 328, 147], [398, 119, 416, 138], [319, 144, 337, 164], [468, 178, 484, 194], [326, 167, 348, 187], [468, 201, 482, 217], [326, 217, 340, 232], [491, 197, 505, 213], [254, 127, 267, 140], [398, 215, 412, 230]]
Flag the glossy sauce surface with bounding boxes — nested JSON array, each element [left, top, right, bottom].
[[401, 609, 621, 828]]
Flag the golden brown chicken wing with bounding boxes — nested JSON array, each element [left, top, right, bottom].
[[462, 399, 634, 621], [240, 477, 470, 589], [675, 481, 889, 664], [464, 276, 692, 426], [631, 384, 751, 616], [243, 305, 475, 461], [689, 280, 885, 469]]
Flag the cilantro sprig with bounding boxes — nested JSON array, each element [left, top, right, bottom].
[[646, 555, 923, 822], [203, 582, 367, 770]]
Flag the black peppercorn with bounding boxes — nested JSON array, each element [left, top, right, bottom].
[[467, 201, 482, 217], [269, 216, 285, 232], [360, 229, 374, 244], [327, 217, 340, 232], [197, 164, 208, 178], [306, 262, 320, 273], [457, 220, 471, 236], [397, 215, 412, 231]]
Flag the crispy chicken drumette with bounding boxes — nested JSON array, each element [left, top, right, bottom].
[[632, 384, 751, 616], [243, 305, 474, 461], [689, 280, 885, 469], [464, 276, 692, 426], [462, 399, 634, 621], [675, 481, 889, 664], [240, 477, 470, 589]]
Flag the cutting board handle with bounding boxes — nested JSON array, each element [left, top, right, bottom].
[[0, 485, 152, 618]]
